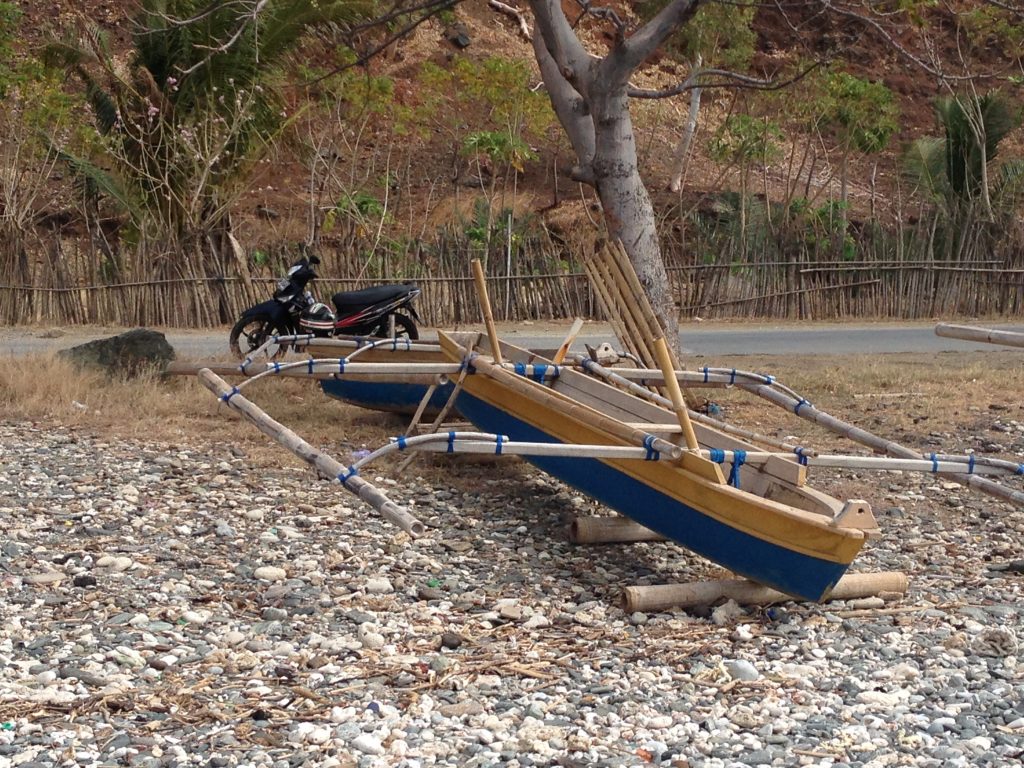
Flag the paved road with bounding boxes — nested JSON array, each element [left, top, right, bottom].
[[4, 321, 1023, 358]]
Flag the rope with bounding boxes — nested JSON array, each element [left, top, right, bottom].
[[729, 450, 747, 488], [397, 436, 407, 450], [709, 448, 726, 464], [447, 431, 455, 453], [794, 446, 809, 466], [794, 398, 809, 415], [495, 434, 503, 455], [930, 453, 939, 473], [337, 466, 358, 485]]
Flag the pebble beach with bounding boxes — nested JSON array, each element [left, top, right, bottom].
[[2, 420, 1023, 768]]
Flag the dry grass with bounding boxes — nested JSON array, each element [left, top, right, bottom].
[[0, 354, 418, 474]]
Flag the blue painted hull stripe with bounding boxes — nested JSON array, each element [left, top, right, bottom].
[[321, 380, 456, 416]]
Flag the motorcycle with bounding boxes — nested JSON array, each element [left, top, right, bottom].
[[229, 255, 421, 360]]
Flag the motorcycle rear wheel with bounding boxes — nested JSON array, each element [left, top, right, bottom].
[[382, 312, 419, 341], [229, 315, 287, 360]]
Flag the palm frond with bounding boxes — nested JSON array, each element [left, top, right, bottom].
[[903, 137, 948, 204]]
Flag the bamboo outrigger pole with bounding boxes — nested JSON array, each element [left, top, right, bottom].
[[198, 368, 425, 537], [935, 323, 1024, 348]]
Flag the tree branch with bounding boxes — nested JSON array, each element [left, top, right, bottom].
[[628, 60, 824, 99], [616, 0, 703, 74]]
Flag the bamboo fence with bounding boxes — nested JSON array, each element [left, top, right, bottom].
[[2, 232, 1021, 326]]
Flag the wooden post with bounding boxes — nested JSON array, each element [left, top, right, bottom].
[[471, 258, 503, 365], [198, 368, 425, 537], [621, 571, 909, 612]]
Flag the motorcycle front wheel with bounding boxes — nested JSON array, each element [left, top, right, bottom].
[[381, 312, 419, 341], [229, 315, 287, 360]]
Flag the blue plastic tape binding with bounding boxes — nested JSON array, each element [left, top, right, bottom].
[[643, 434, 659, 461], [968, 454, 976, 474], [764, 374, 775, 384], [794, 447, 809, 466], [338, 358, 346, 373], [397, 436, 407, 450], [514, 362, 526, 376], [447, 431, 456, 453], [338, 466, 358, 485], [709, 448, 726, 464], [702, 367, 710, 383], [1017, 465, 1024, 476], [272, 362, 281, 373], [220, 386, 240, 404], [930, 453, 939, 472], [794, 398, 809, 415], [495, 435, 503, 455], [729, 450, 747, 488], [307, 359, 314, 374], [730, 369, 737, 385], [533, 364, 548, 382]]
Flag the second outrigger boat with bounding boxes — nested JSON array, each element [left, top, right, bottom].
[[436, 331, 878, 602]]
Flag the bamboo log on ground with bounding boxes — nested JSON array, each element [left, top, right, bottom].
[[569, 516, 667, 544], [198, 368, 424, 537], [621, 571, 909, 612], [935, 323, 1024, 348]]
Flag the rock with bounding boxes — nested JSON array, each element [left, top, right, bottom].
[[365, 577, 394, 594], [253, 566, 287, 581], [723, 659, 760, 681], [351, 734, 384, 755], [58, 328, 174, 376], [710, 599, 744, 626], [24, 572, 64, 585], [440, 632, 464, 650], [439, 700, 485, 718]]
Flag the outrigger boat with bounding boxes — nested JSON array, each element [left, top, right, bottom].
[[435, 330, 879, 602]]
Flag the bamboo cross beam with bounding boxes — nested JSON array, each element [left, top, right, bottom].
[[935, 323, 1024, 348], [198, 368, 425, 537]]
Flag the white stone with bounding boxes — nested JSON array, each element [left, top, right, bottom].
[[351, 734, 385, 755], [365, 577, 394, 594], [253, 566, 287, 581]]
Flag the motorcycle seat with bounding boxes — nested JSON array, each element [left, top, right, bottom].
[[332, 284, 416, 314]]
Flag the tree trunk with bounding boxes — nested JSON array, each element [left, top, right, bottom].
[[590, 85, 679, 342]]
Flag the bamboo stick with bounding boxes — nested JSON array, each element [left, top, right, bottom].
[[621, 571, 909, 612], [553, 317, 585, 365], [568, 516, 667, 544], [653, 337, 699, 452], [935, 323, 1024, 348], [197, 368, 424, 537], [471, 258, 503, 365]]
